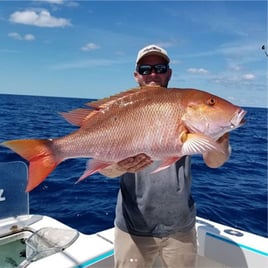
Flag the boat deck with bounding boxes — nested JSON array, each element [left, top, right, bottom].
[[90, 254, 230, 267], [197, 256, 230, 268], [0, 162, 267, 268]]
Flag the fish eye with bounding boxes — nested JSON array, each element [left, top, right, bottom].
[[207, 98, 216, 106]]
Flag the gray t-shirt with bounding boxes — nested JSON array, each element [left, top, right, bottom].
[[115, 156, 196, 237]]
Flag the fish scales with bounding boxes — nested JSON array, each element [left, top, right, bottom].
[[1, 86, 246, 191], [55, 87, 184, 160]]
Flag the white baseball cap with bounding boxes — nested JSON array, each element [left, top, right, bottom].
[[136, 44, 170, 64]]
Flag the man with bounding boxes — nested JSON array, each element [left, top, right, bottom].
[[101, 44, 230, 268]]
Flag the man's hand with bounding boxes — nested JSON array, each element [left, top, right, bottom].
[[117, 153, 153, 173], [100, 153, 153, 178], [203, 133, 231, 168]]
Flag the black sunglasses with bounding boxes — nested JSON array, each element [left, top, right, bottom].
[[137, 64, 169, 75]]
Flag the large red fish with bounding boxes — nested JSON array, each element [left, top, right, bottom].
[[1, 86, 246, 192]]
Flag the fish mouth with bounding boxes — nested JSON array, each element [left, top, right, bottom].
[[230, 108, 247, 129], [213, 108, 247, 140]]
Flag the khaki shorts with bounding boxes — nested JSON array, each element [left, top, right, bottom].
[[114, 226, 197, 268]]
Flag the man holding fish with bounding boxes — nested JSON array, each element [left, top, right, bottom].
[[1, 45, 246, 267], [101, 45, 231, 268]]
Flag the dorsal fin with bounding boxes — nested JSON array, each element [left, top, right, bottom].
[[85, 86, 163, 110], [60, 108, 97, 126], [61, 86, 165, 126]]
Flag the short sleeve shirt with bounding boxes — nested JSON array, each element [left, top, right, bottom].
[[115, 156, 196, 237]]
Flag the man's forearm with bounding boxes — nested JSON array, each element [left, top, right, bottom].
[[99, 164, 126, 178], [203, 133, 231, 168], [100, 154, 153, 178]]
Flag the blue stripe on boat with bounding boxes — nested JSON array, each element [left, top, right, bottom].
[[206, 232, 268, 257], [76, 249, 114, 268]]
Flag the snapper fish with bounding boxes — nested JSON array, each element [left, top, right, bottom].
[[1, 86, 246, 192]]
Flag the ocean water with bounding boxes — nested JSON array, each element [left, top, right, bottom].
[[0, 94, 267, 238]]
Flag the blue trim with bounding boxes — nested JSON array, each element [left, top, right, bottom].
[[75, 249, 114, 268], [206, 232, 268, 257]]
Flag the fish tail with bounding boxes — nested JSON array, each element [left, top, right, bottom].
[[1, 139, 60, 192]]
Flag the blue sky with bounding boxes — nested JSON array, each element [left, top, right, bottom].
[[0, 0, 267, 107]]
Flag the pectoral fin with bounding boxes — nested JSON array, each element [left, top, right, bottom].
[[181, 133, 223, 155]]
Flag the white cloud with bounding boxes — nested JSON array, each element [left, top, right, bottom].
[[229, 64, 242, 71], [8, 32, 35, 41], [24, 34, 35, 41], [242, 73, 255, 80], [36, 0, 79, 6], [37, 0, 64, 4], [81, 42, 100, 51], [0, 49, 18, 53], [9, 9, 71, 28], [51, 59, 115, 70], [8, 32, 21, 40], [187, 68, 208, 74]]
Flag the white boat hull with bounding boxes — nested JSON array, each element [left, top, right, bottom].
[[0, 161, 267, 267], [0, 214, 267, 267]]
